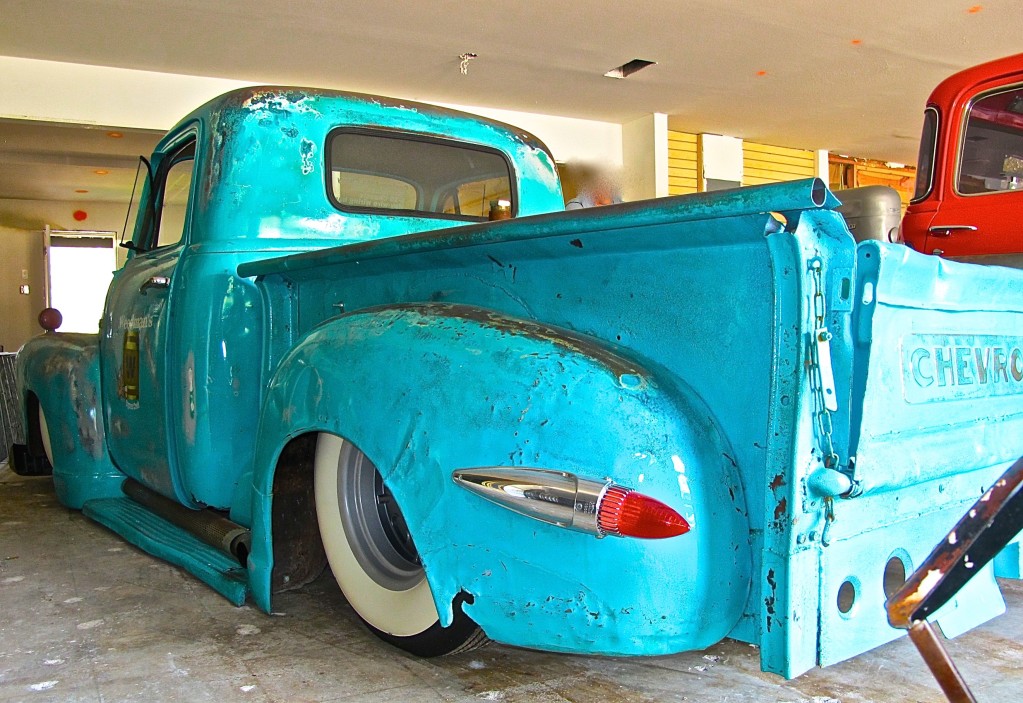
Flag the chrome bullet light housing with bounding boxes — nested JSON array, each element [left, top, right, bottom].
[[452, 467, 690, 539]]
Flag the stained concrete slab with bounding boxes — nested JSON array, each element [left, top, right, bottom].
[[1, 465, 1020, 703]]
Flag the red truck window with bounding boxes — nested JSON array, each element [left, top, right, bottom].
[[957, 85, 1023, 196], [912, 107, 938, 202]]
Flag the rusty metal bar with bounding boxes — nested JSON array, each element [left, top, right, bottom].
[[888, 456, 1023, 628], [907, 621, 976, 703]]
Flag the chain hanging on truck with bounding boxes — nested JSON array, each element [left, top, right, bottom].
[[808, 257, 840, 470], [808, 256, 842, 547]]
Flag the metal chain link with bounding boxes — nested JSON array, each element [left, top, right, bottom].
[[808, 257, 840, 470], [809, 256, 841, 544], [822, 496, 836, 547]]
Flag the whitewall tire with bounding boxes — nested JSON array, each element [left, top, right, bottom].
[[313, 433, 486, 656]]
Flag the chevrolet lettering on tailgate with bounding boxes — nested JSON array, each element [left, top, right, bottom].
[[903, 335, 1023, 403]]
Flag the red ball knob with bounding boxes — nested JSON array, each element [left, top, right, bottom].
[[38, 308, 63, 332]]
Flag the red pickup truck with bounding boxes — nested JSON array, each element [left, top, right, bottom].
[[902, 53, 1023, 266]]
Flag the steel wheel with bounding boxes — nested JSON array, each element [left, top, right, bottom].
[[313, 433, 486, 656]]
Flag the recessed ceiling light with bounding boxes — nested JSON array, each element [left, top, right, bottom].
[[75, 189, 89, 194], [107, 131, 124, 138], [755, 70, 768, 77], [850, 38, 863, 46], [967, 5, 983, 12], [93, 169, 109, 175], [604, 59, 657, 79]]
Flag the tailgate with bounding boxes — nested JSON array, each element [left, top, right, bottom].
[[812, 243, 1021, 670], [851, 242, 1023, 493]]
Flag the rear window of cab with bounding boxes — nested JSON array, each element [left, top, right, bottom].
[[326, 129, 515, 221]]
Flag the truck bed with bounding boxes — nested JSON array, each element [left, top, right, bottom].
[[241, 179, 1023, 675]]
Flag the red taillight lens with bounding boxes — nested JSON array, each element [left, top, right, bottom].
[[598, 486, 691, 539]]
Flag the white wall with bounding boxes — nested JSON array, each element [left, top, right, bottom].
[[1, 56, 624, 168], [0, 56, 253, 129], [0, 198, 129, 234], [439, 101, 622, 167]]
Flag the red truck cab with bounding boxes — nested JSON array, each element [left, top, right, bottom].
[[903, 53, 1023, 266]]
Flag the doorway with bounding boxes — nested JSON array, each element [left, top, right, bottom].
[[45, 227, 117, 334]]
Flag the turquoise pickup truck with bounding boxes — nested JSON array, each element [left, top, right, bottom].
[[12, 87, 1023, 678]]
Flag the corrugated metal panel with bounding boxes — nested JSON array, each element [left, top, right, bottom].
[[0, 352, 23, 461], [743, 142, 816, 186], [668, 131, 699, 195]]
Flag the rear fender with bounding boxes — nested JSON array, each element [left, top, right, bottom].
[[250, 303, 751, 655], [16, 333, 123, 508]]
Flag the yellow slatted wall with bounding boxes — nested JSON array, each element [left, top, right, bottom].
[[852, 164, 917, 208], [743, 142, 816, 186], [829, 156, 917, 210], [668, 131, 699, 195]]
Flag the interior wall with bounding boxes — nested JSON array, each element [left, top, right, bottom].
[[441, 102, 623, 168], [0, 56, 253, 130], [0, 198, 132, 268], [3, 56, 625, 172], [0, 226, 46, 351]]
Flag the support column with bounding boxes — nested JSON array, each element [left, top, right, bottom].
[[622, 113, 669, 201]]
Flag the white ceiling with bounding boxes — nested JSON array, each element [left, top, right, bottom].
[[1, 0, 1021, 204]]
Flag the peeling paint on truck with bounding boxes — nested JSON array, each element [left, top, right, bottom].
[[14, 85, 1023, 680]]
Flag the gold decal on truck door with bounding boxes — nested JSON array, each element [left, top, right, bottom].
[[121, 329, 140, 404]]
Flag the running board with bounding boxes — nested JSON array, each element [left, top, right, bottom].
[[82, 497, 249, 606]]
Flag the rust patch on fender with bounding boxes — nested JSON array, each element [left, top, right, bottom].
[[375, 302, 648, 384]]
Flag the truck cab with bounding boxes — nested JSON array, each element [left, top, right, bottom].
[[903, 53, 1023, 265]]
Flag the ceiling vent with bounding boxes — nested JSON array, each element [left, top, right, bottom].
[[604, 59, 656, 79]]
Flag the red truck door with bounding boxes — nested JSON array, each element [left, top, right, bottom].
[[905, 56, 1023, 265], [925, 83, 1023, 262]]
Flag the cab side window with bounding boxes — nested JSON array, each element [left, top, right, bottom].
[[958, 86, 1023, 195], [135, 137, 196, 251]]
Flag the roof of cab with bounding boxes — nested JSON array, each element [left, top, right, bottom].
[[158, 85, 554, 160], [927, 53, 1023, 110]]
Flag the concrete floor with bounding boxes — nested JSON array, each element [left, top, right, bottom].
[[1, 465, 1020, 703]]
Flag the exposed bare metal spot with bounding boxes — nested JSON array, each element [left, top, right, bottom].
[[914, 568, 943, 601], [773, 497, 787, 521], [76, 619, 104, 630], [300, 139, 316, 175], [381, 303, 647, 380]]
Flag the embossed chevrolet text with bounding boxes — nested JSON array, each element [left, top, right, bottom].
[[902, 334, 1023, 403]]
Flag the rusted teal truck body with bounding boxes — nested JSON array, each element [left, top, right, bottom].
[[13, 87, 1023, 677]]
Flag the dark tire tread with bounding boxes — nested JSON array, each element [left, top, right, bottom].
[[362, 597, 487, 657], [447, 627, 490, 655]]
